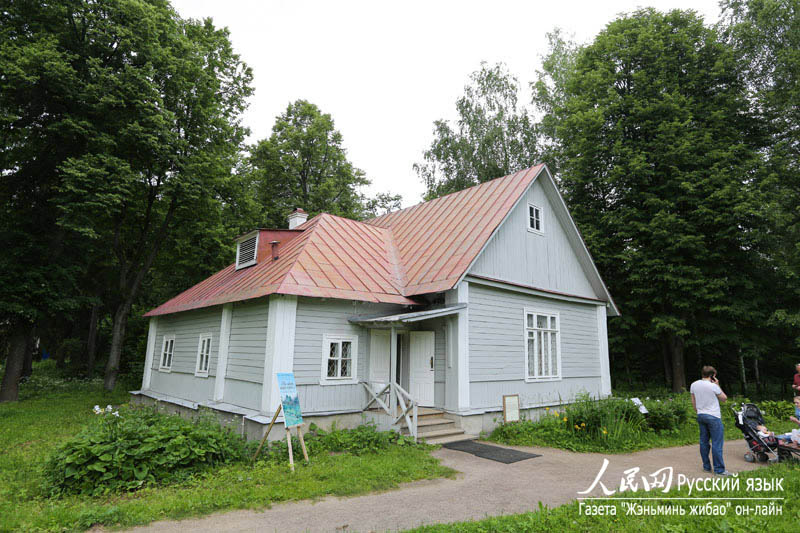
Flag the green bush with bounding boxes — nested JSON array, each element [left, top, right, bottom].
[[43, 405, 250, 496], [261, 422, 422, 462], [759, 400, 795, 421], [642, 397, 690, 432], [490, 395, 653, 452]]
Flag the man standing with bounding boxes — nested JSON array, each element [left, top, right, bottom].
[[690, 366, 733, 476], [792, 363, 800, 394]]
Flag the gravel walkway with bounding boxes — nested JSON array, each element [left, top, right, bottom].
[[126, 439, 762, 533]]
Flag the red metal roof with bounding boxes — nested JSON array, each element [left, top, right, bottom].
[[368, 165, 544, 295], [145, 165, 544, 316]]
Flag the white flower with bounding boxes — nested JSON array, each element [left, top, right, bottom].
[[93, 405, 102, 414], [106, 405, 113, 412], [112, 411, 120, 417]]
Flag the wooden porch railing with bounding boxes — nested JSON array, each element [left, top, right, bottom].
[[361, 381, 419, 441]]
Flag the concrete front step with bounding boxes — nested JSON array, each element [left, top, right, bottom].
[[369, 407, 445, 420], [400, 418, 456, 434], [415, 417, 456, 428], [414, 427, 465, 439], [424, 433, 479, 446]]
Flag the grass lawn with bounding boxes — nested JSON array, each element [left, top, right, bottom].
[[410, 461, 800, 532], [0, 363, 455, 532]]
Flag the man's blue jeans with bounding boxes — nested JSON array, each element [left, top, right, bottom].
[[697, 414, 725, 473]]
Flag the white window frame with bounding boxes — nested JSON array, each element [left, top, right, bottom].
[[523, 308, 561, 382], [320, 334, 358, 385], [235, 231, 259, 270], [159, 335, 175, 372], [527, 203, 544, 234], [195, 333, 212, 378]]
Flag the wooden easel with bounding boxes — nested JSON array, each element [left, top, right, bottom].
[[285, 423, 309, 472], [251, 403, 309, 471]]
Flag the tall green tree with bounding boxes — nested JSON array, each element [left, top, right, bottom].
[[532, 30, 579, 174], [1, 0, 93, 400], [721, 0, 800, 349], [248, 100, 393, 225], [536, 9, 764, 391], [415, 62, 539, 199], [0, 0, 253, 394]]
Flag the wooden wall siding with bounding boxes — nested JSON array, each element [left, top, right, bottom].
[[433, 319, 447, 408], [429, 318, 447, 384], [469, 179, 598, 300], [152, 306, 222, 377], [297, 383, 364, 413], [293, 297, 405, 386], [222, 378, 262, 410], [470, 376, 604, 409], [149, 369, 215, 403], [225, 299, 269, 384], [468, 283, 601, 383]]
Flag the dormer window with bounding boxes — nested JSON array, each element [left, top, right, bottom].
[[235, 232, 259, 269], [527, 203, 543, 234]]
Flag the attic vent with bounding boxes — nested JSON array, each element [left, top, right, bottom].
[[236, 233, 258, 269]]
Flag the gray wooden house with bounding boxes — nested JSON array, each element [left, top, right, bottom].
[[134, 165, 618, 443]]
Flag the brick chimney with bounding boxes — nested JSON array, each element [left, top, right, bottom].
[[287, 208, 308, 229]]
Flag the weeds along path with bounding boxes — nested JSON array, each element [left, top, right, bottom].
[[122, 439, 764, 533]]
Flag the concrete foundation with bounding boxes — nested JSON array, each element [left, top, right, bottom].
[[447, 404, 561, 436], [131, 392, 369, 441]]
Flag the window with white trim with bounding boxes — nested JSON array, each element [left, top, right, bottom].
[[320, 334, 358, 384], [195, 334, 212, 377], [159, 335, 175, 372], [524, 310, 560, 379], [527, 203, 543, 233]]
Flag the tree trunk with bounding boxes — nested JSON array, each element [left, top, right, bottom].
[[55, 340, 65, 369], [0, 324, 31, 402], [738, 350, 747, 396], [21, 329, 35, 379], [662, 340, 673, 386], [86, 303, 100, 377], [668, 334, 687, 392], [753, 356, 761, 397], [104, 302, 131, 391]]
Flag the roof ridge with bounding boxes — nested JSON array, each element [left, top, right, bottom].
[[366, 164, 543, 227]]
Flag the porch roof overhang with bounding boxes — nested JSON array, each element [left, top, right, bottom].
[[348, 304, 466, 326]]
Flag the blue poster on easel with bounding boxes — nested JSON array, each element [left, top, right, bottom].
[[276, 372, 303, 428]]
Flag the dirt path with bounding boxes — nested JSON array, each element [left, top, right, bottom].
[[127, 439, 763, 533]]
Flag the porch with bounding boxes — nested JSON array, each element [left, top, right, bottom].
[[350, 304, 476, 445]]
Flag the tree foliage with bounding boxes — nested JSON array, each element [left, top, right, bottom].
[[415, 62, 539, 199], [0, 0, 253, 397], [248, 100, 395, 225], [535, 9, 771, 390], [721, 0, 800, 347]]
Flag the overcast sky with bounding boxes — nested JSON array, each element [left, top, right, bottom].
[[171, 0, 722, 207]]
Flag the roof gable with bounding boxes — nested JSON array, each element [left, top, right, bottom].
[[465, 167, 619, 316]]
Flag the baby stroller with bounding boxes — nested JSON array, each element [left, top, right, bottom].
[[732, 403, 800, 463]]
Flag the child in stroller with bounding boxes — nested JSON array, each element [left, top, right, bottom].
[[754, 424, 793, 445], [732, 403, 800, 463]]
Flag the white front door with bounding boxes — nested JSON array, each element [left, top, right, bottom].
[[369, 330, 391, 389], [409, 331, 435, 406]]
